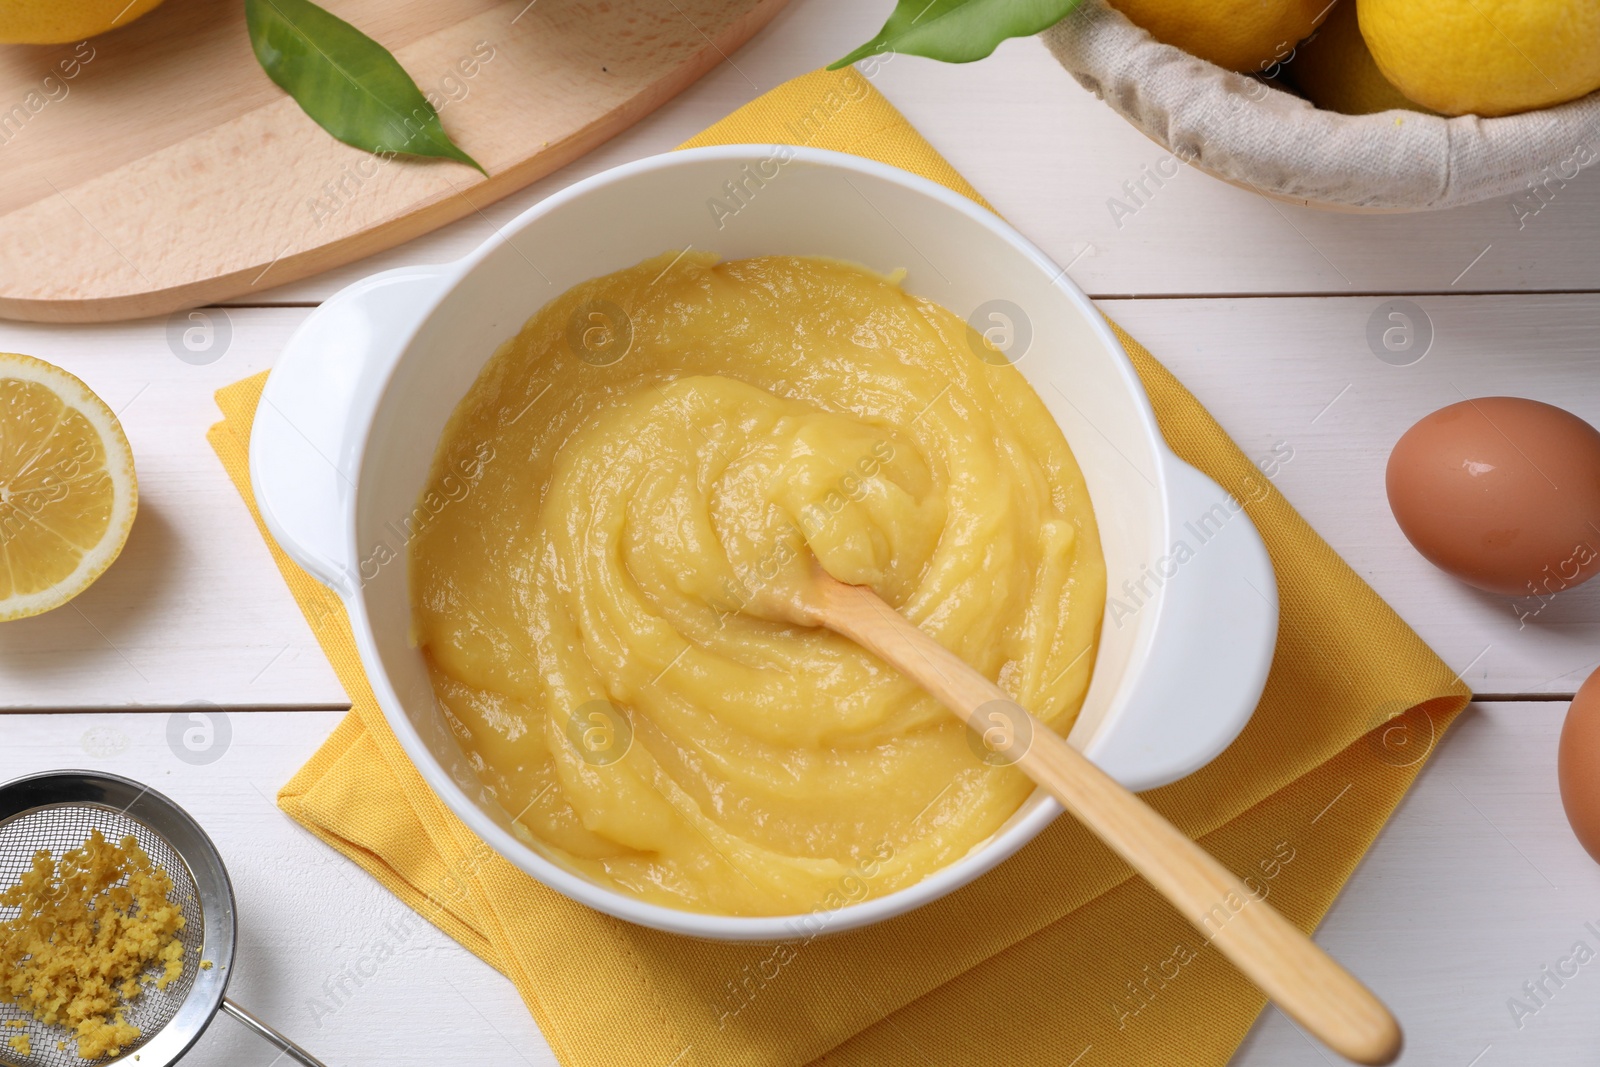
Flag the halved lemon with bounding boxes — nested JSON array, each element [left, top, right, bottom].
[[0, 353, 137, 621]]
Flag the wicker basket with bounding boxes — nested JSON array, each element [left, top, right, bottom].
[[1042, 0, 1600, 213]]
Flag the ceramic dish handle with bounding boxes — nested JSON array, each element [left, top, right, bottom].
[[1084, 454, 1280, 790], [249, 264, 450, 597]]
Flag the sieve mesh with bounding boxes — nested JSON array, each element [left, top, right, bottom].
[[0, 804, 206, 1067]]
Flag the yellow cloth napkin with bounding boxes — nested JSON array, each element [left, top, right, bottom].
[[207, 68, 1470, 1067]]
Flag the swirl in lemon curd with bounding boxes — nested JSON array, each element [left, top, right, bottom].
[[408, 253, 1105, 916]]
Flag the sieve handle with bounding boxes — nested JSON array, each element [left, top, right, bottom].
[[221, 998, 332, 1067]]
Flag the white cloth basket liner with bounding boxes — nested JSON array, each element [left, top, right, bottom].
[[1042, 0, 1600, 212]]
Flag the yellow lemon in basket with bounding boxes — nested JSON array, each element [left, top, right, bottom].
[[0, 353, 137, 621], [1291, 0, 1435, 114], [0, 0, 166, 44], [1358, 0, 1600, 115], [1108, 0, 1334, 72]]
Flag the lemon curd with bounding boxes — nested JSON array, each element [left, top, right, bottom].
[[408, 253, 1105, 916]]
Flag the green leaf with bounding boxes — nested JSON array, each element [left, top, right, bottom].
[[245, 0, 485, 175], [829, 0, 1083, 69]]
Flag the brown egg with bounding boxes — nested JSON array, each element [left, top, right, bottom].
[[1560, 665, 1600, 865], [1386, 397, 1600, 597]]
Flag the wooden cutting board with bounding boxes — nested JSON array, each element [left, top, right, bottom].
[[0, 0, 789, 323]]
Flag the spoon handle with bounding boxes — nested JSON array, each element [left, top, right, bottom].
[[810, 576, 1401, 1066]]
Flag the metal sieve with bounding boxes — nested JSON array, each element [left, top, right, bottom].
[[0, 772, 327, 1067]]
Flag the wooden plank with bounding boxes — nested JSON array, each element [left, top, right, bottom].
[[1113, 293, 1600, 698], [0, 0, 790, 322], [1236, 702, 1598, 1066], [6, 294, 1600, 708], [3, 703, 1590, 1066], [0, 308, 346, 708], [224, 0, 1600, 306]]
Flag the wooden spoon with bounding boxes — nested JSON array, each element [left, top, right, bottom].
[[768, 570, 1402, 1066]]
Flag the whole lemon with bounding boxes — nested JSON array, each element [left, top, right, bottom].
[[1358, 0, 1600, 115], [1108, 0, 1334, 72], [0, 0, 165, 44], [1291, 1, 1435, 114]]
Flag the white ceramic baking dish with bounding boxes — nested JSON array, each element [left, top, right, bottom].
[[250, 145, 1278, 940]]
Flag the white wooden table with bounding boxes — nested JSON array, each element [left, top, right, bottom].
[[7, 1, 1600, 1064]]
